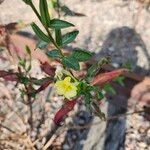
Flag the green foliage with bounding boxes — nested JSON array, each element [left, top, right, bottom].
[[86, 57, 111, 81], [36, 40, 49, 49], [31, 23, 50, 42], [39, 0, 51, 26], [31, 77, 53, 85], [48, 1, 85, 17], [55, 29, 62, 46], [123, 60, 133, 70], [25, 45, 31, 55], [84, 92, 92, 109], [49, 19, 74, 29], [47, 49, 62, 59], [25, 45, 32, 72], [20, 76, 30, 85], [19, 58, 26, 68], [62, 56, 80, 70], [61, 5, 75, 16], [19, 0, 126, 123], [103, 83, 116, 95], [22, 0, 32, 5], [97, 91, 104, 100], [62, 30, 79, 46], [114, 76, 125, 86], [71, 49, 93, 62]]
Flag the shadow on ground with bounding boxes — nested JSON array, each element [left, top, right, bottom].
[[62, 26, 149, 150]]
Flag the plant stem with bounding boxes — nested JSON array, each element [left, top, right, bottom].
[[30, 2, 41, 21], [29, 2, 63, 54]]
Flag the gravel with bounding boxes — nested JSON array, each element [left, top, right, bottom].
[[0, 0, 150, 150]]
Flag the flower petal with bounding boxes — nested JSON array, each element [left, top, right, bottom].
[[64, 86, 77, 99], [64, 76, 71, 83]]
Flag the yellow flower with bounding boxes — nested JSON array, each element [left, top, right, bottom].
[[55, 76, 78, 99]]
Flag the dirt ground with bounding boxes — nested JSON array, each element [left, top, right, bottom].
[[0, 0, 150, 71], [0, 0, 150, 150]]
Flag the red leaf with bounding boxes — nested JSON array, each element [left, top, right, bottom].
[[0, 26, 5, 36], [92, 69, 127, 86], [40, 61, 55, 76], [54, 99, 77, 125], [0, 70, 19, 81]]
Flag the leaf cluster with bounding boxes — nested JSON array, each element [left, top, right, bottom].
[[20, 0, 127, 123]]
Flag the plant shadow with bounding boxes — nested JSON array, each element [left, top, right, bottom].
[[63, 26, 149, 150]]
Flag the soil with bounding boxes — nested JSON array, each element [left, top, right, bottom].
[[0, 0, 150, 150]]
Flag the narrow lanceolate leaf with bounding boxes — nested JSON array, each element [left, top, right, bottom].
[[31, 77, 53, 85], [54, 99, 77, 125], [103, 83, 116, 95], [62, 56, 80, 70], [0, 70, 19, 82], [55, 29, 62, 46], [47, 49, 62, 59], [61, 5, 75, 16], [49, 19, 74, 29], [97, 91, 104, 100], [40, 0, 51, 26], [92, 69, 128, 86], [72, 49, 93, 62], [62, 30, 79, 46], [31, 23, 50, 42], [36, 40, 49, 49], [114, 76, 125, 86], [61, 5, 85, 17], [84, 93, 92, 110], [25, 45, 31, 55], [87, 57, 111, 80]]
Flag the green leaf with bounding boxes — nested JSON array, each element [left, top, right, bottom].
[[20, 76, 29, 85], [84, 93, 92, 109], [86, 57, 111, 81], [31, 23, 50, 43], [22, 0, 32, 5], [61, 5, 85, 17], [36, 40, 49, 49], [103, 84, 116, 95], [97, 91, 104, 100], [55, 29, 62, 46], [114, 76, 125, 86], [62, 56, 80, 70], [62, 30, 79, 46], [39, 0, 51, 26], [31, 77, 52, 85], [61, 5, 75, 16], [122, 60, 133, 70], [25, 45, 31, 55], [72, 49, 93, 62], [49, 19, 74, 29], [19, 58, 26, 68], [47, 49, 62, 59], [27, 64, 32, 72]]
